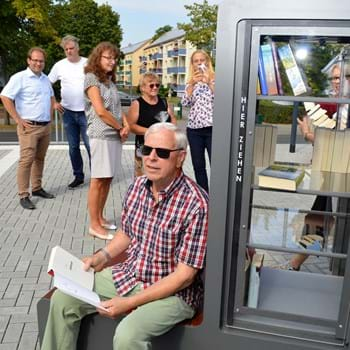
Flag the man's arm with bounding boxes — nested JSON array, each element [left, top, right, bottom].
[[0, 96, 32, 129], [83, 229, 131, 272], [98, 261, 199, 318]]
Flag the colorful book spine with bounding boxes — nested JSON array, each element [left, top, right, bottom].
[[260, 44, 278, 95], [258, 47, 268, 95], [270, 41, 284, 95], [277, 44, 308, 96]]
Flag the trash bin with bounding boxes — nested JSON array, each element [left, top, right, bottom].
[[174, 102, 182, 119]]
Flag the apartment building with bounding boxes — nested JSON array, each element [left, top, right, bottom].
[[118, 29, 196, 96], [117, 39, 150, 87]]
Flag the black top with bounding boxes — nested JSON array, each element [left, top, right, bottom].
[[135, 96, 170, 147]]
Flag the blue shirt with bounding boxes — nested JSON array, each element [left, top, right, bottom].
[[1, 67, 54, 122]]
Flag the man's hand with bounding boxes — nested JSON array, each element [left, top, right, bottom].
[[82, 251, 107, 272], [17, 118, 33, 130], [53, 101, 65, 114], [98, 295, 134, 319]]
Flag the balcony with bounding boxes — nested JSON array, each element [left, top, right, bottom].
[[175, 84, 186, 92], [167, 50, 178, 58], [167, 66, 186, 74]]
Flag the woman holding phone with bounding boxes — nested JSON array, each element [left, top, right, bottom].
[[181, 49, 215, 193]]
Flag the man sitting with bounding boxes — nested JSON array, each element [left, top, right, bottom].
[[41, 122, 209, 350]]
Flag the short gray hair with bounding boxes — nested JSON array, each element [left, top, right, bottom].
[[60, 35, 79, 49], [145, 122, 188, 150]]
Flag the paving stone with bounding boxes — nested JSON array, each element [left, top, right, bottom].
[[0, 316, 10, 333], [0, 343, 17, 350], [2, 322, 23, 343], [16, 291, 34, 307], [18, 332, 38, 350]]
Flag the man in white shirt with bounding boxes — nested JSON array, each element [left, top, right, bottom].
[[49, 35, 91, 188], [0, 47, 55, 210]]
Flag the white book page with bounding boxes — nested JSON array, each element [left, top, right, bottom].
[[48, 246, 94, 290], [54, 272, 108, 312]]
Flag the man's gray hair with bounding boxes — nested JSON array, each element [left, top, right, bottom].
[[145, 122, 188, 150], [60, 35, 79, 49]]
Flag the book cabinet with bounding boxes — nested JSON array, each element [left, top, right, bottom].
[[156, 1, 350, 350]]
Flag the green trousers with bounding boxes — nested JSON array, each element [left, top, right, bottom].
[[41, 268, 195, 350]]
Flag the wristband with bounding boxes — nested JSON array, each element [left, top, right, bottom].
[[99, 247, 112, 264]]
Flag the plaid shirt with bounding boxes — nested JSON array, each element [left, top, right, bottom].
[[111, 171, 208, 311]]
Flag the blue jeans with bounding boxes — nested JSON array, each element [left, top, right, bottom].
[[187, 127, 212, 193], [63, 110, 91, 180]]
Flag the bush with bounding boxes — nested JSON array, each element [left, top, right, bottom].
[[257, 100, 304, 124]]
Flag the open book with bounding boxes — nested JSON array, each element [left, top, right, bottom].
[[47, 246, 107, 311]]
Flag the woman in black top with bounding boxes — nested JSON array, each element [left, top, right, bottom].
[[127, 72, 176, 176]]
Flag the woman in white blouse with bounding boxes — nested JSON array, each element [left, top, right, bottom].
[[181, 50, 215, 193]]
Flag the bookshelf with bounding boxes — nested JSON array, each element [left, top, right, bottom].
[[204, 10, 350, 350]]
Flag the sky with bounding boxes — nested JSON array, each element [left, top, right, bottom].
[[95, 0, 220, 48]]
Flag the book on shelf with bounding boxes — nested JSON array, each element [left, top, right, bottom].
[[277, 44, 308, 96], [312, 128, 350, 173], [258, 164, 305, 191], [260, 44, 278, 95], [270, 40, 284, 95], [303, 102, 336, 129], [247, 253, 264, 308], [256, 78, 261, 95], [47, 246, 107, 311], [253, 124, 278, 167], [258, 47, 268, 95]]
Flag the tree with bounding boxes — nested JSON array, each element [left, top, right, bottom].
[[45, 0, 122, 68], [0, 0, 58, 80], [178, 0, 217, 52], [151, 25, 173, 42]]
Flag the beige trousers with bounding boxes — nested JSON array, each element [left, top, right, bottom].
[[17, 124, 50, 198]]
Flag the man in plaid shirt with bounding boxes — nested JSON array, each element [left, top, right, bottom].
[[42, 122, 209, 350]]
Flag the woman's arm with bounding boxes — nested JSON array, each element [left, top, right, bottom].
[[86, 85, 122, 130], [127, 100, 148, 135], [167, 104, 177, 125], [297, 117, 314, 143]]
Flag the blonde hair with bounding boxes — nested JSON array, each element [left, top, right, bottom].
[[139, 71, 160, 94], [187, 49, 215, 83]]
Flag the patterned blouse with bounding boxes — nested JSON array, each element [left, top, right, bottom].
[[84, 72, 122, 140], [112, 172, 209, 311], [181, 81, 214, 129]]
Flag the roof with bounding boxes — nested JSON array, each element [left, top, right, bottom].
[[147, 28, 185, 49], [121, 39, 149, 54]]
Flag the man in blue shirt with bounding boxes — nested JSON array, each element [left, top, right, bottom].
[[0, 47, 55, 210]]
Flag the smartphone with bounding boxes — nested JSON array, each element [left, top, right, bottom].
[[198, 63, 207, 72]]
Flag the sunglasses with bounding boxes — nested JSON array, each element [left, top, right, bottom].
[[141, 145, 182, 159], [149, 83, 160, 89]]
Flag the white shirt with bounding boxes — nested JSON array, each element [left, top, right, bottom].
[[0, 67, 53, 122], [48, 57, 87, 111]]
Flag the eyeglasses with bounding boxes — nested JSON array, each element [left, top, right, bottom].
[[102, 56, 116, 61], [149, 83, 160, 89], [141, 145, 182, 159], [30, 59, 45, 64], [329, 76, 341, 81]]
